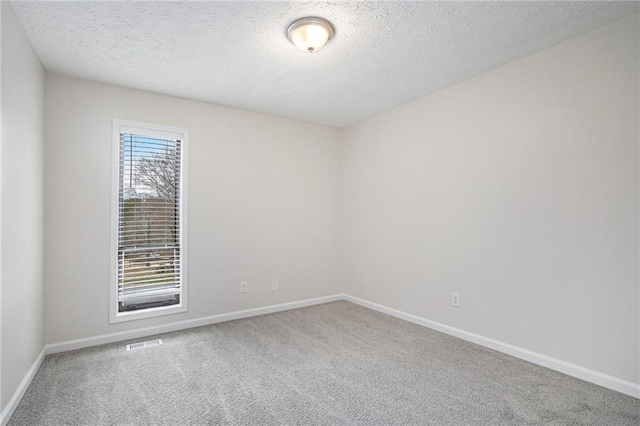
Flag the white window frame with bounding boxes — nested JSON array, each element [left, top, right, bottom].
[[110, 119, 189, 324]]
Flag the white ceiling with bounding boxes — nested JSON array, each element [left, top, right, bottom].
[[11, 1, 639, 128]]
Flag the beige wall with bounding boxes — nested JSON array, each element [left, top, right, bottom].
[[341, 14, 639, 384], [1, 2, 45, 412], [7, 8, 638, 406], [44, 74, 342, 344]]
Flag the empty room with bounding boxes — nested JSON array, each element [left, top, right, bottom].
[[1, 1, 639, 424]]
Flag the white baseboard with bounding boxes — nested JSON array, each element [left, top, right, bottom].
[[46, 294, 343, 355], [343, 294, 640, 399], [3, 292, 637, 426], [2, 294, 342, 425], [0, 346, 46, 426]]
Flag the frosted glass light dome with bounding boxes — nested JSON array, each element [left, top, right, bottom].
[[287, 17, 335, 53]]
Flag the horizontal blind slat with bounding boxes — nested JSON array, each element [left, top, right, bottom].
[[117, 132, 182, 311]]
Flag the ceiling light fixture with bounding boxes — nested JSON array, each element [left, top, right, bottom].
[[287, 17, 335, 53]]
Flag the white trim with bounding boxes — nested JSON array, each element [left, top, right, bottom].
[[110, 119, 189, 324], [343, 294, 640, 399], [180, 124, 189, 314], [116, 119, 187, 141], [109, 302, 187, 324], [1, 295, 341, 424], [3, 293, 638, 425], [109, 119, 119, 322], [119, 125, 182, 141], [47, 294, 343, 354], [0, 347, 46, 426]]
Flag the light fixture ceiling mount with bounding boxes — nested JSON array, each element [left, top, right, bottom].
[[287, 17, 335, 53]]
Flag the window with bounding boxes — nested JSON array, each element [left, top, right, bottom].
[[110, 119, 188, 323]]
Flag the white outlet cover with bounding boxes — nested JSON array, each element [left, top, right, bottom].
[[271, 280, 279, 291], [452, 292, 460, 307], [241, 281, 248, 293]]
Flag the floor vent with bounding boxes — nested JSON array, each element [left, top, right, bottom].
[[126, 339, 163, 351]]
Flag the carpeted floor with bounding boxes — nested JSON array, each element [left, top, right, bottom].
[[9, 301, 640, 425]]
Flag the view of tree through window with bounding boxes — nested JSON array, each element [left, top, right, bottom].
[[118, 133, 182, 312]]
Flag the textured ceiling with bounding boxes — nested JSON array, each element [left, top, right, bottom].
[[11, 1, 639, 128]]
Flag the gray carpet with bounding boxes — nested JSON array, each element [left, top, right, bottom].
[[9, 301, 640, 425]]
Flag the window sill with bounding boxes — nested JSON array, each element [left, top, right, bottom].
[[109, 303, 187, 324]]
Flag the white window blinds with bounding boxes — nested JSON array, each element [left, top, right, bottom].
[[117, 132, 183, 312]]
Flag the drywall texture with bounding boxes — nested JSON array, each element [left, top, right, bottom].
[[11, 2, 638, 127], [44, 75, 342, 344], [0, 2, 45, 412], [342, 14, 639, 384]]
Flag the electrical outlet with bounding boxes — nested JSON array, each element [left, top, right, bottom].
[[452, 292, 460, 307], [271, 279, 279, 291], [240, 281, 248, 293]]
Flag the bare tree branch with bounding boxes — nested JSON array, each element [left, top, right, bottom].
[[135, 150, 177, 202], [133, 149, 179, 244]]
